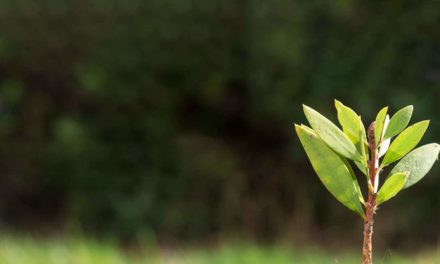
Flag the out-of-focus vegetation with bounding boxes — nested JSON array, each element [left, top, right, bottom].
[[0, 0, 439, 250], [0, 235, 439, 264]]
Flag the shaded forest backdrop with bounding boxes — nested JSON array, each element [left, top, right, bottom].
[[0, 0, 439, 249]]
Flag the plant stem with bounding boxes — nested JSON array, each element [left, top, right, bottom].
[[362, 189, 375, 263], [362, 122, 378, 264]]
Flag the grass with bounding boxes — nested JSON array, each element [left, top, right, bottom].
[[0, 235, 439, 264]]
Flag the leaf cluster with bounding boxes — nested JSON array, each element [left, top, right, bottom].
[[295, 101, 439, 218]]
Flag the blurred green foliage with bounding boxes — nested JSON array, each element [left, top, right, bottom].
[[0, 0, 439, 246]]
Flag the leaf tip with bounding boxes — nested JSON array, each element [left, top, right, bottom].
[[302, 104, 318, 121], [379, 106, 389, 115], [302, 104, 311, 114], [420, 120, 431, 130]]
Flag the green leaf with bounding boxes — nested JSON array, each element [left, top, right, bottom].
[[384, 105, 413, 139], [374, 106, 388, 144], [335, 100, 367, 153], [376, 172, 408, 205], [295, 124, 365, 218], [356, 119, 369, 175], [335, 100, 362, 143], [390, 143, 440, 189], [334, 100, 368, 172], [303, 105, 361, 161], [382, 121, 430, 165]]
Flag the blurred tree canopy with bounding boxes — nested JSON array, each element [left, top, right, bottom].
[[0, 0, 439, 246]]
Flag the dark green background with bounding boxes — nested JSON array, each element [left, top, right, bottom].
[[0, 0, 439, 248]]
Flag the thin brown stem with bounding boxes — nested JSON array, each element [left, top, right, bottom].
[[362, 122, 378, 264]]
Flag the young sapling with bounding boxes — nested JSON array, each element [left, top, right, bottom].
[[295, 100, 439, 264]]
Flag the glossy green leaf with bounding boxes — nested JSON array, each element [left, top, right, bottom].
[[390, 143, 440, 189], [356, 119, 369, 175], [382, 121, 430, 165], [374, 106, 388, 144], [335, 100, 363, 144], [335, 100, 368, 172], [295, 124, 365, 218], [303, 105, 361, 161], [376, 172, 407, 205], [384, 105, 413, 139]]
